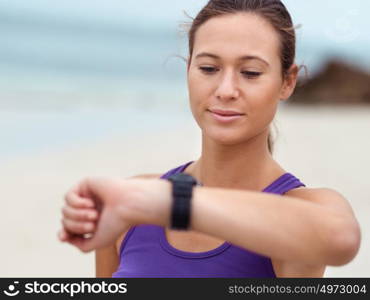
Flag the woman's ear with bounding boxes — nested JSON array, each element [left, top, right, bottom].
[[279, 64, 299, 101]]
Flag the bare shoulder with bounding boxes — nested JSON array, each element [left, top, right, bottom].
[[285, 187, 355, 217], [129, 173, 162, 179]]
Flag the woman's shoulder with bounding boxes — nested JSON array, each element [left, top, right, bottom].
[[129, 174, 162, 179], [285, 187, 355, 217], [285, 186, 344, 202]]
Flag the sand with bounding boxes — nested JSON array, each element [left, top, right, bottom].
[[1, 105, 369, 277]]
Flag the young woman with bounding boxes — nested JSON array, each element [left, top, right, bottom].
[[58, 0, 361, 278]]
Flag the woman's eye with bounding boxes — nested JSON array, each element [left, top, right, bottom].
[[242, 71, 261, 78], [199, 66, 218, 74]]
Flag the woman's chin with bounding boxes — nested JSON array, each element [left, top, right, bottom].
[[204, 130, 246, 146]]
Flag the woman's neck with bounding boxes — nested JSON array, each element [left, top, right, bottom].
[[184, 132, 286, 191]]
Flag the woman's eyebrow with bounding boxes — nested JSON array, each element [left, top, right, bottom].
[[195, 52, 269, 67]]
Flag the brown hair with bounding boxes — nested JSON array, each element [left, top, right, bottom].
[[186, 0, 302, 154]]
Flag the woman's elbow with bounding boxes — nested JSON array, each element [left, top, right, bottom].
[[326, 219, 361, 267]]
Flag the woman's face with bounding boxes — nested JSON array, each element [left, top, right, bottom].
[[187, 13, 296, 145]]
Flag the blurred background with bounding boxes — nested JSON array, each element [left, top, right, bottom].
[[0, 0, 369, 277]]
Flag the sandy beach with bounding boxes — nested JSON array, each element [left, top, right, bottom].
[[1, 104, 369, 277]]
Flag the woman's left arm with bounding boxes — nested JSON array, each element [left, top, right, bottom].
[[189, 185, 361, 266], [131, 179, 361, 267]]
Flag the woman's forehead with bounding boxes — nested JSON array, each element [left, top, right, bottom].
[[193, 13, 280, 63]]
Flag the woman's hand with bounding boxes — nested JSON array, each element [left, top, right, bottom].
[[58, 177, 172, 253]]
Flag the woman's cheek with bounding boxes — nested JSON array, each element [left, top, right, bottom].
[[188, 82, 208, 126], [248, 93, 278, 130], [188, 94, 204, 129]]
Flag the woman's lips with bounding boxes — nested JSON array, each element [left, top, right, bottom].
[[208, 110, 245, 123]]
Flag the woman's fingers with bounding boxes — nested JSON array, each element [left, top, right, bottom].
[[58, 228, 92, 252], [61, 218, 96, 235], [67, 235, 95, 253], [61, 186, 99, 239], [64, 189, 95, 209], [62, 205, 98, 222], [58, 228, 69, 242]]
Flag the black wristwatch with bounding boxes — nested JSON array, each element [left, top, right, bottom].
[[166, 173, 198, 230]]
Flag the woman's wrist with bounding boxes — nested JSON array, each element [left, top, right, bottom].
[[119, 178, 172, 227], [143, 179, 172, 227]]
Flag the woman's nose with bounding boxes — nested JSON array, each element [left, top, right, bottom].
[[215, 71, 240, 100]]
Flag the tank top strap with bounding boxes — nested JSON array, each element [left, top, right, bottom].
[[160, 162, 305, 195], [263, 173, 305, 195], [160, 161, 194, 179]]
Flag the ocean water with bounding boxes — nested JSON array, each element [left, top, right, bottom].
[[0, 107, 193, 162]]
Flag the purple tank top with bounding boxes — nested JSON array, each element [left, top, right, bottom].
[[112, 161, 305, 278]]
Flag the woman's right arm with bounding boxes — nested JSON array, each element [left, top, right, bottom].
[[95, 173, 161, 277], [95, 230, 129, 277]]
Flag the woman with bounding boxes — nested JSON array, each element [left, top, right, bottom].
[[58, 0, 361, 278]]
